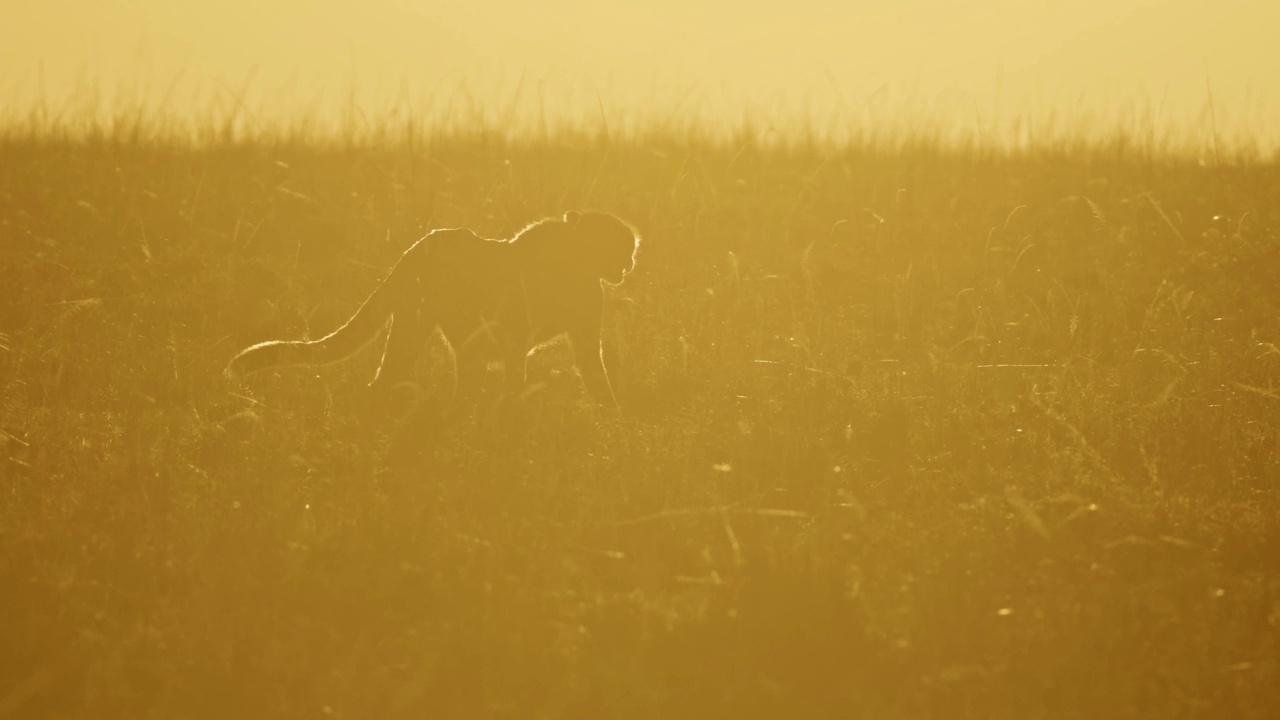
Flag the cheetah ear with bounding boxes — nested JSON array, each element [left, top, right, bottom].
[[564, 211, 581, 225]]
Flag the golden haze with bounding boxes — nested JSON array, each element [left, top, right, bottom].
[[3, 0, 1279, 148], [1, 2, 1279, 718]]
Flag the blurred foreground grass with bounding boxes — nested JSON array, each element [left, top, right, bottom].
[[1, 119, 1278, 718]]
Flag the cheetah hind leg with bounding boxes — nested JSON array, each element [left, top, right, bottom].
[[369, 310, 433, 397]]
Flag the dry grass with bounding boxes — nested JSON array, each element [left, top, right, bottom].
[[1, 114, 1279, 718]]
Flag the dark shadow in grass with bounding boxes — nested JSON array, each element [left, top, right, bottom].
[[374, 383, 451, 482], [374, 379, 533, 485]]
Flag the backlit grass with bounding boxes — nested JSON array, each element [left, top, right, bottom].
[[2, 109, 1278, 718]]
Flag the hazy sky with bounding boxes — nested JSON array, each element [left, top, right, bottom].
[[4, 0, 1277, 139]]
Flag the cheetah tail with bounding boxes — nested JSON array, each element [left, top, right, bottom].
[[225, 276, 400, 378]]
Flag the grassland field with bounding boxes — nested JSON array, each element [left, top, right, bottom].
[[1, 118, 1279, 718]]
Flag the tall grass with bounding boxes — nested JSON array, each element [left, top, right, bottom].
[[1, 97, 1278, 718], [3, 70, 1276, 161]]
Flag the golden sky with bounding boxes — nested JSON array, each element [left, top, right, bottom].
[[4, 0, 1278, 140]]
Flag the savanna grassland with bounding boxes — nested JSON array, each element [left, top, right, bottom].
[[2, 116, 1279, 719]]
